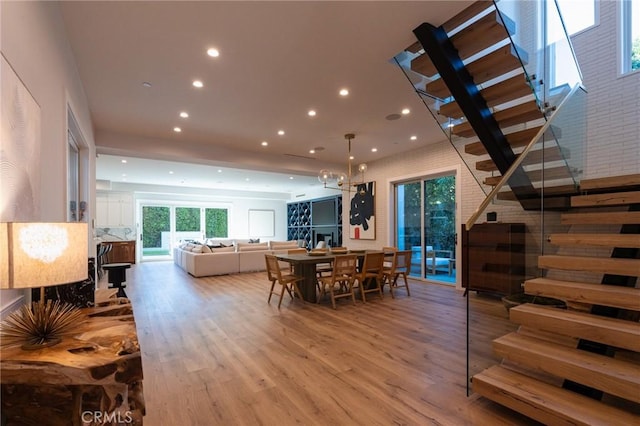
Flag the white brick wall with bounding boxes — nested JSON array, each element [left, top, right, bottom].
[[571, 0, 640, 178]]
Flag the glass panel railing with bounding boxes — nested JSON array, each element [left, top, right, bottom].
[[494, 0, 583, 109], [464, 83, 587, 395]]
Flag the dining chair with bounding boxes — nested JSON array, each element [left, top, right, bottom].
[[317, 254, 357, 309], [265, 254, 305, 309], [354, 251, 385, 303], [283, 248, 307, 273], [382, 246, 397, 269], [382, 250, 412, 298]]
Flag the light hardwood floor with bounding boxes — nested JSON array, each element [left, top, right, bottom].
[[116, 261, 536, 425]]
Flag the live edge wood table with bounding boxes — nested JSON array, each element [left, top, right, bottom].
[[0, 296, 144, 425]]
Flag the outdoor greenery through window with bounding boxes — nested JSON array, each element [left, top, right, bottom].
[[622, 0, 640, 73], [142, 205, 229, 257]]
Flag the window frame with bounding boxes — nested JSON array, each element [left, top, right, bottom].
[[620, 0, 640, 75]]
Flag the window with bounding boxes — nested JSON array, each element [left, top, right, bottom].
[[621, 0, 640, 74], [554, 0, 597, 36]]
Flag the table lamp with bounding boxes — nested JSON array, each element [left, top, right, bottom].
[[0, 222, 88, 350]]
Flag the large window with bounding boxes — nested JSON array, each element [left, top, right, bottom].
[[554, 0, 597, 36], [621, 0, 640, 74], [140, 203, 229, 260]]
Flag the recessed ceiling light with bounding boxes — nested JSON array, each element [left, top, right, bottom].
[[169, 171, 174, 174], [410, 135, 417, 140], [308, 110, 316, 117], [349, 155, 354, 160], [217, 169, 222, 173], [371, 148, 378, 152], [289, 176, 294, 180], [402, 108, 410, 115], [339, 88, 349, 96], [173, 127, 182, 132], [122, 174, 126, 177], [192, 80, 203, 88], [207, 48, 220, 57], [121, 159, 127, 163], [261, 141, 268, 146], [309, 149, 315, 154], [277, 130, 285, 136], [179, 111, 189, 118], [142, 82, 152, 88], [245, 178, 250, 181]]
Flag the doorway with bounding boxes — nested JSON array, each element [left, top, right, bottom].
[[394, 174, 456, 284]]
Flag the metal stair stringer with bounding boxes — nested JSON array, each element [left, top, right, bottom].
[[412, 22, 539, 208]]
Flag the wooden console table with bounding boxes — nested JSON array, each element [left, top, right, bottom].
[[0, 296, 144, 425]]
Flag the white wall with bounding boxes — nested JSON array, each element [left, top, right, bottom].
[[110, 182, 290, 243], [0, 2, 96, 314], [571, 0, 640, 178]]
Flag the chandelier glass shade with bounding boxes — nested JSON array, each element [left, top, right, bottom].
[[318, 133, 367, 193]]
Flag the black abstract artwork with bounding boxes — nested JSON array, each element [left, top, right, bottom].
[[349, 181, 375, 240]]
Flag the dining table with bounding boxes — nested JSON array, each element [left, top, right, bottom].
[[275, 250, 385, 303]]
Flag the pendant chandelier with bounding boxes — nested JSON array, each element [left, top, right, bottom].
[[318, 133, 367, 194]]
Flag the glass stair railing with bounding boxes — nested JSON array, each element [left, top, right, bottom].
[[392, 0, 590, 406], [393, 0, 586, 213]]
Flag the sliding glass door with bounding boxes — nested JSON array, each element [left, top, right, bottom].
[[141, 206, 171, 260], [395, 174, 456, 284], [140, 203, 229, 261]]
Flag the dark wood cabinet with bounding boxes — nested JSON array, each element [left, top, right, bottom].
[[104, 241, 136, 264], [462, 223, 525, 296]]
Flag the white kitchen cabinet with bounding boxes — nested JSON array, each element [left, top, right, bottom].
[[96, 192, 134, 227]]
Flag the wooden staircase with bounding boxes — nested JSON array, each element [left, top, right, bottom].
[[472, 176, 640, 425], [396, 2, 639, 422], [404, 0, 578, 209]]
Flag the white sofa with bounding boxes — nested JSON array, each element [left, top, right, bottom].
[[173, 240, 299, 277]]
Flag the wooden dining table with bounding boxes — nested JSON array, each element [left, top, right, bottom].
[[275, 250, 385, 303]]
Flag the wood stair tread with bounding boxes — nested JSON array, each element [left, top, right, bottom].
[[538, 255, 640, 277], [580, 174, 640, 192], [452, 99, 542, 138], [510, 303, 640, 352], [441, 1, 495, 34], [524, 278, 640, 311], [484, 165, 572, 186], [472, 365, 640, 426], [476, 146, 567, 172], [464, 126, 543, 155], [548, 233, 640, 248], [571, 191, 640, 207], [442, 73, 533, 119], [561, 211, 640, 225], [496, 185, 578, 201], [493, 332, 640, 403], [425, 44, 526, 100], [414, 10, 515, 78]]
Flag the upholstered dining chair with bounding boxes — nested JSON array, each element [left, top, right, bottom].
[[317, 254, 358, 309], [382, 250, 412, 298], [265, 254, 305, 309], [354, 251, 385, 303]]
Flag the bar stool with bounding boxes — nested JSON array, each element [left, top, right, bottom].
[[102, 262, 131, 298]]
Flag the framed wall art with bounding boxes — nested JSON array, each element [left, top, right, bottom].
[[1, 54, 41, 221], [349, 181, 375, 240]]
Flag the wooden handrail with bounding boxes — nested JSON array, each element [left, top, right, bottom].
[[465, 83, 586, 230]]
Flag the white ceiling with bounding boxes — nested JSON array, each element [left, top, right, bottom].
[[59, 1, 471, 193]]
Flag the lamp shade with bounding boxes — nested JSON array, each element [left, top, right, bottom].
[[0, 222, 88, 289]]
